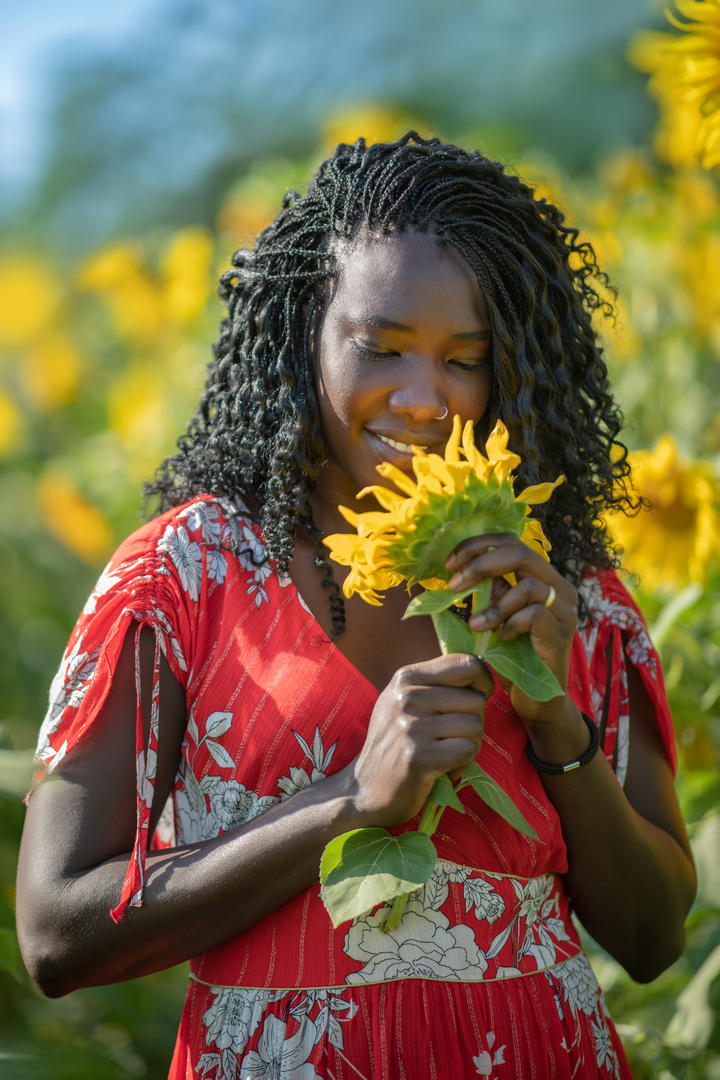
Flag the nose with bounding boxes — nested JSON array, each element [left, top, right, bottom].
[[387, 359, 446, 423]]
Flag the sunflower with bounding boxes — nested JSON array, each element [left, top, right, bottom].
[[324, 416, 562, 605], [606, 435, 720, 591], [629, 1, 720, 169]]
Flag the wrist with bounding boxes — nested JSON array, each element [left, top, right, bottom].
[[525, 699, 593, 768], [323, 761, 380, 833]]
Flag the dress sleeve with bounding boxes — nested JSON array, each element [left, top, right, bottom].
[[29, 504, 215, 923], [578, 568, 677, 785]]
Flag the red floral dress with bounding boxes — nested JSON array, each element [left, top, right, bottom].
[[33, 496, 676, 1079]]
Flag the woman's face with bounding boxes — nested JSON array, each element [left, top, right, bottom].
[[313, 230, 493, 514]]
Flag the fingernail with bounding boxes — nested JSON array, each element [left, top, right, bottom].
[[470, 613, 487, 629], [447, 574, 462, 591]]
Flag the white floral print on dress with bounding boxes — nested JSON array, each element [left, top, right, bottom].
[[473, 1031, 506, 1076], [83, 560, 124, 615], [196, 988, 358, 1080], [158, 523, 203, 601], [277, 727, 338, 799], [547, 951, 602, 1018], [36, 633, 102, 769], [240, 1014, 321, 1080], [344, 896, 489, 983]]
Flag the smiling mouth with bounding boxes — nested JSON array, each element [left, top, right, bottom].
[[374, 434, 429, 454]]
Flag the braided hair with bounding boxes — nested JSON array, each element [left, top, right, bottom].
[[146, 133, 636, 632]]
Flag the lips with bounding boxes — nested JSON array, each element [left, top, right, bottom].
[[371, 425, 444, 447], [376, 434, 427, 453], [367, 430, 444, 463]]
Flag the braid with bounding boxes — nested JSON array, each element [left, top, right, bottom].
[[146, 132, 636, 628]]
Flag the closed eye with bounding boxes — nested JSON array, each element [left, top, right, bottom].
[[352, 341, 399, 360], [449, 358, 490, 372]]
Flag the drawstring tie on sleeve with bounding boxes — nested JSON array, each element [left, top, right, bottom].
[[110, 615, 163, 923]]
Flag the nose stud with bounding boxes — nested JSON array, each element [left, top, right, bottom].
[[434, 405, 449, 420]]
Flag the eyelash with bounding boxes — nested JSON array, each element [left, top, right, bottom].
[[353, 343, 487, 372]]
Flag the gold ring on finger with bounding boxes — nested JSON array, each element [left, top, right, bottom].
[[544, 585, 556, 609]]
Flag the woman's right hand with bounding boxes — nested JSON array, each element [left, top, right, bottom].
[[349, 653, 494, 827]]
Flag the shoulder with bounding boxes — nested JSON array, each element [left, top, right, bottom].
[[87, 495, 265, 610], [578, 565, 676, 777], [114, 495, 259, 566], [578, 566, 656, 670]]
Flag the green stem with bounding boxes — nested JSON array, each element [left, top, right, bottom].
[[381, 580, 492, 935], [472, 577, 492, 614], [380, 891, 410, 933], [418, 797, 441, 836], [471, 584, 492, 658], [381, 792, 446, 934]]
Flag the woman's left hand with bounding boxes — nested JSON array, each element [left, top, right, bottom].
[[445, 532, 578, 730]]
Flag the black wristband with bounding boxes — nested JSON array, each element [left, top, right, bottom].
[[525, 710, 599, 775]]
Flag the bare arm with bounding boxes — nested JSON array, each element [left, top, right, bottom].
[[17, 627, 492, 996], [532, 661, 695, 982], [447, 536, 697, 983]]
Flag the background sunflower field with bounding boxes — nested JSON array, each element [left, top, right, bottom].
[[1, 1, 719, 1076]]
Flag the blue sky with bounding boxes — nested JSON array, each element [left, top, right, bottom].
[[0, 0, 662, 243], [0, 0, 158, 187]]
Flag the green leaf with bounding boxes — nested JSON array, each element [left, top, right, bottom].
[[427, 773, 465, 814], [472, 578, 493, 613], [484, 633, 563, 701], [431, 608, 476, 655], [403, 588, 471, 619], [320, 828, 437, 927], [459, 762, 538, 839]]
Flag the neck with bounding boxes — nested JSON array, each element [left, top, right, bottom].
[[308, 468, 382, 538]]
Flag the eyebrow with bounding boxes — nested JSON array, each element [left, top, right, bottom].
[[359, 317, 491, 341]]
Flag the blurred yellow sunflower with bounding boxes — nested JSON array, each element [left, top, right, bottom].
[[606, 435, 720, 590], [629, 1, 720, 169], [324, 416, 562, 605]]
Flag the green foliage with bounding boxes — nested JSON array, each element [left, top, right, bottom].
[[320, 828, 438, 927], [457, 763, 538, 840], [0, 19, 719, 1068], [581, 572, 720, 1078], [483, 632, 564, 702], [0, 790, 188, 1078]]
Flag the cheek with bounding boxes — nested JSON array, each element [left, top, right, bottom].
[[449, 372, 493, 428], [316, 345, 366, 423]]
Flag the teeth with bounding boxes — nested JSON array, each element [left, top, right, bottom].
[[377, 434, 427, 453]]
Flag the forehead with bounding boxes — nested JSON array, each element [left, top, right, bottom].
[[329, 231, 488, 325]]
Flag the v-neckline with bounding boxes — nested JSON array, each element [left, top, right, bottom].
[[283, 572, 381, 701], [230, 496, 382, 699]]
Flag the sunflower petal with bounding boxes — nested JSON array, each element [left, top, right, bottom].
[[445, 414, 463, 464], [516, 475, 564, 506], [462, 420, 491, 477], [522, 517, 552, 561], [376, 462, 420, 497], [357, 484, 405, 510], [485, 421, 522, 482], [413, 454, 453, 493]]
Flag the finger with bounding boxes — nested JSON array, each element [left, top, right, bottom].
[[445, 532, 518, 573], [417, 735, 481, 778], [447, 535, 545, 586], [423, 712, 484, 743], [447, 541, 575, 608], [469, 577, 573, 632], [401, 685, 489, 716], [396, 654, 494, 695], [492, 606, 556, 642]]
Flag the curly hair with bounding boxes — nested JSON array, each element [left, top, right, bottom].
[[145, 132, 637, 632]]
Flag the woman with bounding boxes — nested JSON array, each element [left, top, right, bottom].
[[17, 134, 696, 1079]]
